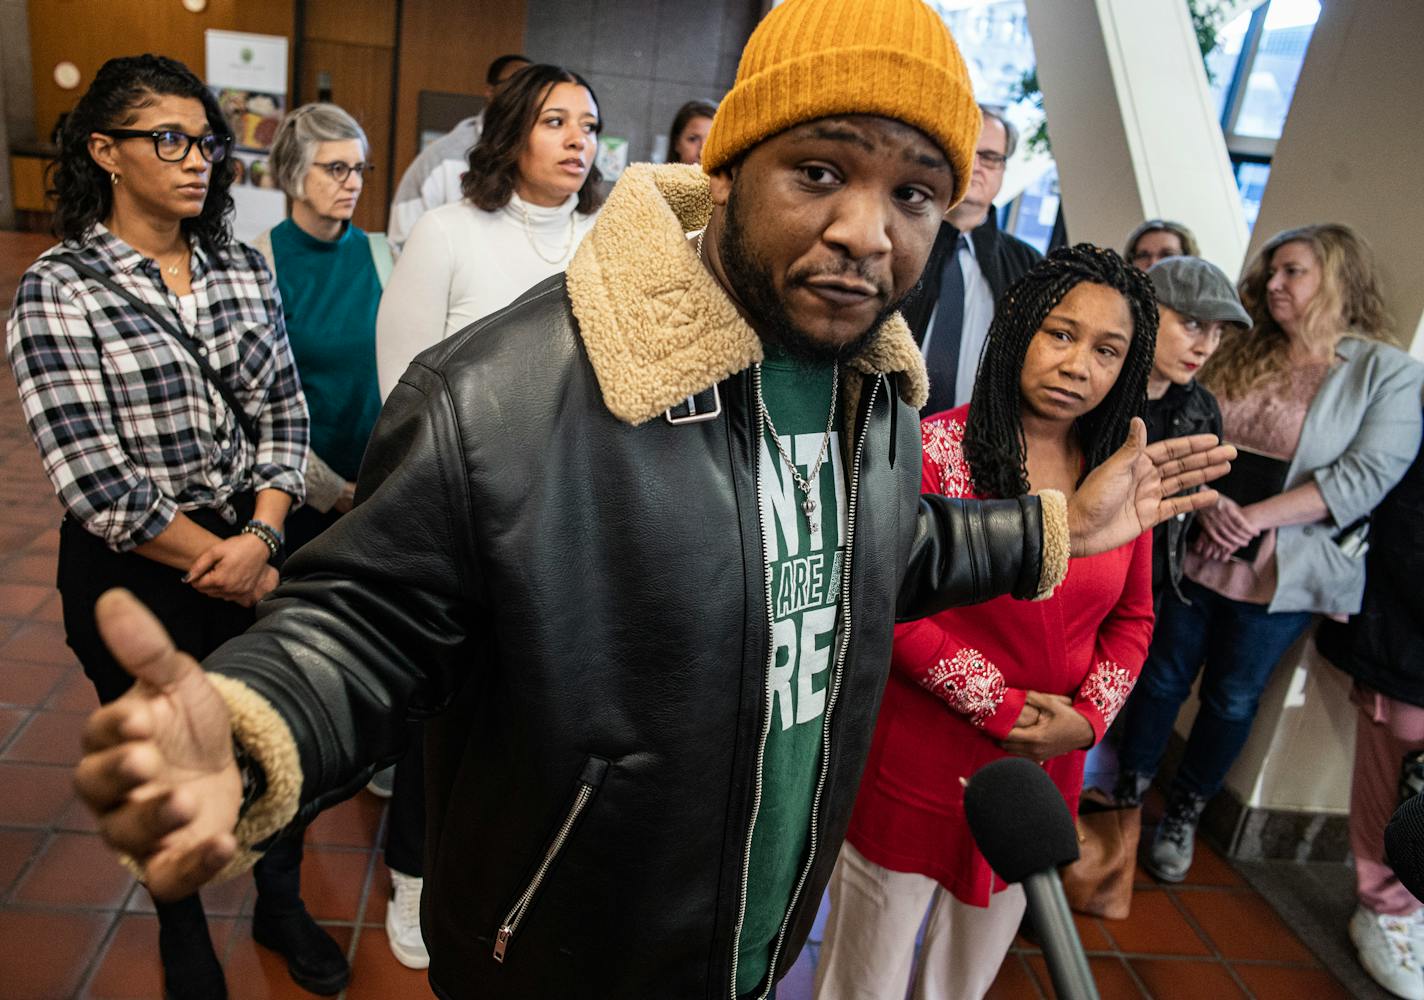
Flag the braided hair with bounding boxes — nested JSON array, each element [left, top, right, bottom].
[[963, 244, 1158, 500]]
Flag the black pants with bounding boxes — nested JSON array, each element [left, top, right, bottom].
[[283, 503, 340, 558], [385, 729, 425, 877], [57, 499, 306, 951]]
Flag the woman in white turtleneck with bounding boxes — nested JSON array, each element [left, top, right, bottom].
[[376, 64, 604, 398], [369, 63, 604, 973]]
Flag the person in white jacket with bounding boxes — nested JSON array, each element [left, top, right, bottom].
[[376, 63, 604, 400], [385, 53, 530, 250]]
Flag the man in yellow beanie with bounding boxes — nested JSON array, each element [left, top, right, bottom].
[[72, 2, 1232, 997]]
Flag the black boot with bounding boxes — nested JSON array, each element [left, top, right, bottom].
[[251, 831, 350, 995], [155, 894, 228, 1000], [251, 902, 351, 996]]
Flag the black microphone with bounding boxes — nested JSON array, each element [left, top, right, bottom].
[[1386, 793, 1424, 902], [964, 757, 1100, 1000]]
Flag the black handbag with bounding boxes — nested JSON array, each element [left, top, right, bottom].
[[51, 253, 259, 446]]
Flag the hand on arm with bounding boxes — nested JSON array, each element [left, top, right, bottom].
[[186, 536, 277, 607], [1194, 495, 1256, 556], [187, 488, 291, 605], [1193, 482, 1331, 562], [72, 589, 241, 901], [133, 513, 226, 572]]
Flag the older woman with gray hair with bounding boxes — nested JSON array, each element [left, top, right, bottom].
[[256, 102, 390, 553], [260, 104, 427, 967]]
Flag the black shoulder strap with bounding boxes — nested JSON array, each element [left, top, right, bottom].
[[51, 253, 260, 446]]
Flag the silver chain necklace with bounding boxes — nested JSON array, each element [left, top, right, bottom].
[[698, 228, 840, 533], [757, 363, 839, 534]]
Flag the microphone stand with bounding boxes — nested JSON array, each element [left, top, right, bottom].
[[1024, 870, 1100, 1000]]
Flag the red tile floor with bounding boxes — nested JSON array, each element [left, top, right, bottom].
[[0, 229, 1356, 997]]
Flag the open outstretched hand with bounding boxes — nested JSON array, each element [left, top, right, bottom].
[[1067, 418, 1235, 557], [72, 589, 242, 900]]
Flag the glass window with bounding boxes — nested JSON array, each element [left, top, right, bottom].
[[930, 0, 1036, 107], [1234, 160, 1271, 231], [1233, 0, 1321, 139], [1006, 166, 1058, 255], [1205, 8, 1254, 119]]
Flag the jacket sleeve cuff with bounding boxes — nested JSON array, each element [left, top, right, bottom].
[[209, 674, 302, 878], [981, 687, 1027, 740], [1033, 489, 1069, 601], [1071, 699, 1109, 747], [115, 674, 304, 886], [1073, 660, 1137, 746]]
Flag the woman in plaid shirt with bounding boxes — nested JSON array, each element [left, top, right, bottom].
[[5, 56, 345, 998]]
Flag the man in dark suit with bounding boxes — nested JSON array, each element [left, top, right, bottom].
[[902, 105, 1042, 414]]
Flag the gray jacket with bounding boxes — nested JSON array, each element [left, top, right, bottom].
[[1271, 337, 1424, 615]]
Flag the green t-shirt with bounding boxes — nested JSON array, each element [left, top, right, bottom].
[[736, 348, 846, 996], [270, 219, 383, 481]]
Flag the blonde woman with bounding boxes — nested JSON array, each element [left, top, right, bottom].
[[1116, 225, 1424, 901]]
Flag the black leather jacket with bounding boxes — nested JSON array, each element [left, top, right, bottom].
[[210, 275, 1052, 999], [1147, 380, 1222, 604]]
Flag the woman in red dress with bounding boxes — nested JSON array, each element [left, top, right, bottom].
[[815, 245, 1159, 1000]]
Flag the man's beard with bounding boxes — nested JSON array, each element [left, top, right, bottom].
[[719, 183, 907, 365]]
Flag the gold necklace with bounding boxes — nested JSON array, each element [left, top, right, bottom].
[[517, 201, 576, 265], [160, 243, 189, 277]]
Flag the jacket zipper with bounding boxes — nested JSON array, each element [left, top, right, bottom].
[[492, 771, 600, 963], [756, 375, 880, 999], [730, 370, 882, 999], [728, 363, 778, 998]]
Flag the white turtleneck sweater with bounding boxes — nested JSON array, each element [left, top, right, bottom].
[[375, 192, 596, 399]]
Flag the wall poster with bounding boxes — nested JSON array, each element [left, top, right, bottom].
[[204, 30, 288, 243]]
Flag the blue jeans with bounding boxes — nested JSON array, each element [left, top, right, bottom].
[[1116, 578, 1312, 799]]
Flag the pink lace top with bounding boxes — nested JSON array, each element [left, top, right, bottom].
[[1186, 359, 1335, 604]]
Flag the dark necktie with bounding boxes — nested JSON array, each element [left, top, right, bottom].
[[923, 233, 968, 415]]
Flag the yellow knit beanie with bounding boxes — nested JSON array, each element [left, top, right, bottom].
[[701, 0, 982, 208]]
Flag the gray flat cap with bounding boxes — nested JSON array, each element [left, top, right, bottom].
[[1148, 256, 1251, 327]]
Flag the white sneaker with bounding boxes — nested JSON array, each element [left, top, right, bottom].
[[386, 870, 430, 969], [1350, 904, 1424, 1000]]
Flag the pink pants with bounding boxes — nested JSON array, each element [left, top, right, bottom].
[[1353, 687, 1424, 915]]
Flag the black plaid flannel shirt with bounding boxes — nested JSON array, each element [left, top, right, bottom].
[[5, 227, 308, 551]]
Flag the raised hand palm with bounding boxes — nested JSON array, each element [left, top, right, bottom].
[[77, 590, 242, 900]]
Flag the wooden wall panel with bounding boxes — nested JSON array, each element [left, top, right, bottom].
[[302, 0, 397, 48], [25, 0, 295, 143], [297, 39, 395, 232], [393, 0, 526, 188]]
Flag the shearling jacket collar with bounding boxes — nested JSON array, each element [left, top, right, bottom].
[[566, 163, 929, 426]]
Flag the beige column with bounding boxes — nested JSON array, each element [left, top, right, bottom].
[[1246, 0, 1424, 356], [1022, 0, 1248, 274]]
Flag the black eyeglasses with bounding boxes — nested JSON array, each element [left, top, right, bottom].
[[313, 161, 376, 184], [99, 129, 234, 163]]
